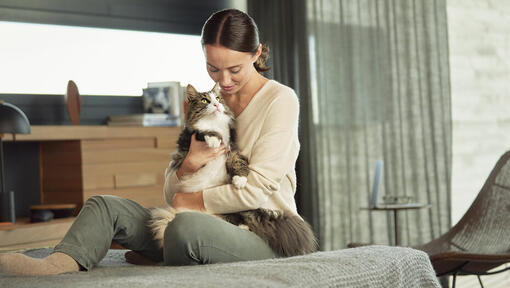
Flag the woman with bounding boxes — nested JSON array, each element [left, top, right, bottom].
[[0, 8, 302, 275]]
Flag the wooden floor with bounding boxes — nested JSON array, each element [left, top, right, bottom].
[[449, 268, 510, 288], [0, 218, 74, 252]]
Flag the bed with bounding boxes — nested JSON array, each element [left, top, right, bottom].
[[0, 245, 441, 287]]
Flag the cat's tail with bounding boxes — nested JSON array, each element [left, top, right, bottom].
[[224, 209, 318, 257], [147, 206, 178, 249]]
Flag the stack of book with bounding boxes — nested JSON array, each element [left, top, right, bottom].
[[107, 113, 179, 126]]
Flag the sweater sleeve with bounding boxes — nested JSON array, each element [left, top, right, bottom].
[[202, 91, 300, 214]]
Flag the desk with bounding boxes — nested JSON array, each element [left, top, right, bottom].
[[3, 125, 181, 210], [1, 125, 182, 250], [363, 203, 431, 246]]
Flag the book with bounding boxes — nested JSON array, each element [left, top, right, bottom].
[[107, 113, 179, 127], [107, 120, 179, 127], [108, 113, 169, 122]]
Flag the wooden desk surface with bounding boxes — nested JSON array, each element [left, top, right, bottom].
[[2, 125, 182, 141]]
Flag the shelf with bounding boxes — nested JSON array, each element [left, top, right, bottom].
[[1, 125, 182, 251], [2, 125, 181, 142]]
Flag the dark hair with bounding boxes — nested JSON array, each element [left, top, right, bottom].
[[201, 9, 270, 72]]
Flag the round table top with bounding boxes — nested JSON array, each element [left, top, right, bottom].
[[362, 203, 432, 210]]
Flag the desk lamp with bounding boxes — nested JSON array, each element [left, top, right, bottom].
[[0, 100, 31, 224]]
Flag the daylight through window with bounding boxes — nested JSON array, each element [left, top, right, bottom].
[[0, 21, 214, 96]]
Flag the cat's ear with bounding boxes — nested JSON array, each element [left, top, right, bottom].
[[186, 84, 198, 101], [212, 82, 221, 95]]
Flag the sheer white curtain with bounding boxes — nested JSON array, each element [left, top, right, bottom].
[[250, 0, 452, 250]]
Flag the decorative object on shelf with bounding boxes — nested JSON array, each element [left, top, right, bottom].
[[30, 209, 54, 223], [0, 101, 31, 224], [65, 80, 81, 125], [142, 81, 184, 126], [30, 203, 77, 222], [29, 204, 77, 223]]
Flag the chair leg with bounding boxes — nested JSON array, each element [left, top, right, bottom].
[[477, 275, 484, 288], [452, 273, 457, 288], [437, 276, 449, 288]]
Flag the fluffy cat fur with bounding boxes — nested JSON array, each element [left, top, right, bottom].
[[148, 83, 317, 257]]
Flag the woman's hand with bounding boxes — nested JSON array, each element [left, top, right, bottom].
[[172, 133, 226, 211], [172, 191, 205, 211], [176, 133, 227, 179]]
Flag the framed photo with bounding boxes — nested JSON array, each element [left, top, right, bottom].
[[144, 81, 183, 121], [143, 86, 170, 114]]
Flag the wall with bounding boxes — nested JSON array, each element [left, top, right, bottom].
[[444, 2, 510, 286], [0, 0, 247, 219], [0, 0, 241, 35], [448, 0, 510, 224]]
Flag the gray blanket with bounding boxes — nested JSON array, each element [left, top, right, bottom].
[[0, 245, 440, 288]]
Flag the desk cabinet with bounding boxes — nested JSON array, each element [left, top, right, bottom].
[[4, 126, 181, 210]]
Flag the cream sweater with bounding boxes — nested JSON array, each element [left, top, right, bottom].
[[163, 80, 300, 216]]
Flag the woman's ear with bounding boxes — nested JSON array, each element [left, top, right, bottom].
[[252, 44, 262, 62]]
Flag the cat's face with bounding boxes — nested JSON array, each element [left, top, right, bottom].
[[185, 83, 231, 125]]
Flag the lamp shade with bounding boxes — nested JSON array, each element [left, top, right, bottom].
[[0, 101, 30, 134]]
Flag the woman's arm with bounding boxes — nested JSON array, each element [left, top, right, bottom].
[[202, 91, 300, 214], [163, 133, 226, 208], [172, 191, 205, 211]]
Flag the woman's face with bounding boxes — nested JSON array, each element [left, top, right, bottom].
[[204, 44, 260, 95]]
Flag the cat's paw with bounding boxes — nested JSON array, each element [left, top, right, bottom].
[[232, 175, 247, 189], [238, 224, 250, 231], [205, 135, 222, 148]]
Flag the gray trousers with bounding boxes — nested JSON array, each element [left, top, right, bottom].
[[53, 195, 276, 270]]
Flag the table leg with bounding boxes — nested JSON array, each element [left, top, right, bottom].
[[393, 209, 398, 246]]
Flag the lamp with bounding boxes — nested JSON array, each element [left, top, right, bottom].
[[0, 100, 31, 224]]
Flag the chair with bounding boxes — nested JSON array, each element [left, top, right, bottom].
[[415, 150, 510, 287]]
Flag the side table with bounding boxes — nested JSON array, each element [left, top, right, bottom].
[[362, 203, 431, 246]]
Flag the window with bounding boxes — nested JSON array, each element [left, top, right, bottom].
[[0, 21, 214, 96]]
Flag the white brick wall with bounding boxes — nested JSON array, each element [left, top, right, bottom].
[[448, 0, 510, 286], [448, 0, 510, 223]]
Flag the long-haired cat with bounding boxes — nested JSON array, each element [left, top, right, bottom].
[[149, 83, 317, 257]]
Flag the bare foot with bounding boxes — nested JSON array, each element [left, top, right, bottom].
[[124, 251, 159, 266]]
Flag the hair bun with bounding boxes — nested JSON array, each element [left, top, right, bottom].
[[254, 43, 271, 72]]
